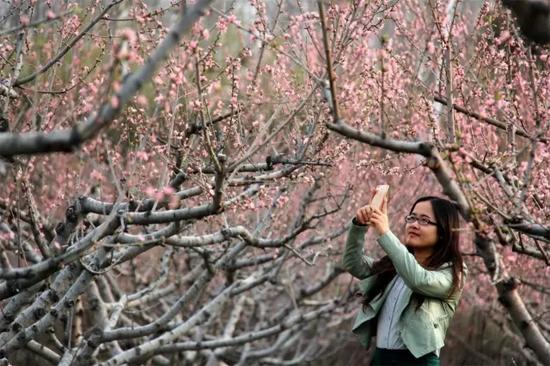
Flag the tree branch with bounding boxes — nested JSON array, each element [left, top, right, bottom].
[[434, 95, 549, 143], [0, 0, 213, 157]]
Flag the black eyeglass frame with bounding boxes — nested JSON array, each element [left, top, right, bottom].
[[404, 214, 438, 226]]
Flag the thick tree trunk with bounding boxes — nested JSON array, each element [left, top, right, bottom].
[[496, 278, 550, 362]]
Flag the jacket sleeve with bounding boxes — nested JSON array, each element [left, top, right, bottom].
[[376, 230, 453, 299], [342, 219, 376, 279]]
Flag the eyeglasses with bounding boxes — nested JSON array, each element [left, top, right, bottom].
[[405, 214, 438, 226]]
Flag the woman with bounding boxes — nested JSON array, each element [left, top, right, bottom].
[[343, 192, 467, 366]]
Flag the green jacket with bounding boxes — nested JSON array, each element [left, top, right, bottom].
[[343, 222, 467, 358]]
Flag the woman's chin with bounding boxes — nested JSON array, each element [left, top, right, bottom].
[[405, 237, 420, 247]]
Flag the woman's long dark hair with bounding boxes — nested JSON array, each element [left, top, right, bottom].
[[362, 196, 465, 311]]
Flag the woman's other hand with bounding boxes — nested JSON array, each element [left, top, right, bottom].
[[369, 194, 389, 236], [355, 188, 377, 225], [355, 205, 372, 225]]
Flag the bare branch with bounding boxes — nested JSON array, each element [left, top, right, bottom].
[[318, 1, 339, 122], [0, 11, 71, 36], [434, 95, 549, 143]]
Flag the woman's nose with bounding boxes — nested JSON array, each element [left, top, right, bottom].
[[407, 221, 420, 229]]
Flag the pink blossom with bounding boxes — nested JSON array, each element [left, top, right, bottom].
[[188, 40, 199, 51], [136, 95, 148, 106], [20, 16, 30, 26], [110, 96, 120, 109], [136, 151, 149, 161], [162, 186, 175, 195], [227, 15, 239, 25], [496, 31, 511, 46], [427, 42, 435, 54], [119, 28, 138, 44], [216, 18, 228, 32], [153, 76, 164, 85], [145, 186, 156, 198], [90, 170, 104, 181]]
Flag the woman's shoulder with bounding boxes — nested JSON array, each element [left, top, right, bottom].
[[437, 261, 468, 271]]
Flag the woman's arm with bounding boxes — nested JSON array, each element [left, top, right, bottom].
[[376, 230, 453, 299], [342, 219, 376, 279]]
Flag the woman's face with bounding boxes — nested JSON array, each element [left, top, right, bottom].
[[405, 201, 439, 249]]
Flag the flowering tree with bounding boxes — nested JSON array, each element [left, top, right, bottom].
[[0, 0, 549, 365]]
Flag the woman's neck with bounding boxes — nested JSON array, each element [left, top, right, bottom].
[[413, 249, 433, 266]]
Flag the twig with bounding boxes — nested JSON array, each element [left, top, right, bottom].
[[209, 6, 323, 83], [318, 1, 340, 122], [433, 95, 549, 143], [0, 0, 214, 156], [283, 244, 314, 266], [444, 44, 455, 144], [22, 177, 51, 258], [532, 239, 550, 265], [0, 11, 71, 36], [14, 2, 123, 86], [195, 53, 222, 174]]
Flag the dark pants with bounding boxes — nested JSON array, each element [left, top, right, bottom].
[[370, 347, 440, 366]]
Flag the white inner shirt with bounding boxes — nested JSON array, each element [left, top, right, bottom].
[[376, 275, 408, 349]]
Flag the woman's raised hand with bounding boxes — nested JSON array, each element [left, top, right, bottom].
[[355, 205, 372, 225], [369, 194, 389, 236], [355, 188, 377, 225], [354, 189, 390, 236]]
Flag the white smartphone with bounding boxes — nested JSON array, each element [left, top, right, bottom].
[[370, 184, 389, 210]]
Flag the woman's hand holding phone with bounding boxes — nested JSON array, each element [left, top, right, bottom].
[[354, 186, 390, 236], [369, 197, 389, 236]]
